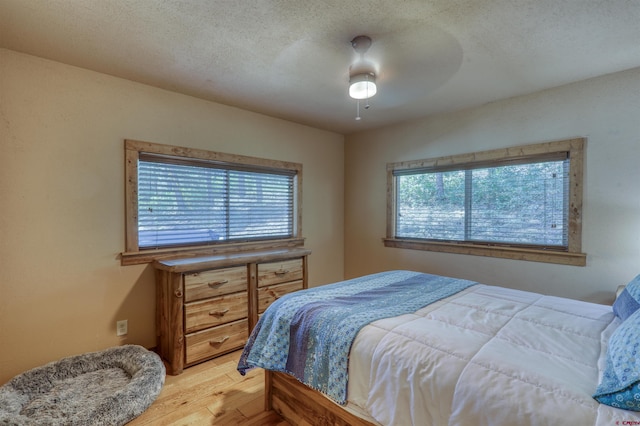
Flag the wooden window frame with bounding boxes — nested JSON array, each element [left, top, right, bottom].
[[384, 138, 586, 266], [121, 140, 304, 266]]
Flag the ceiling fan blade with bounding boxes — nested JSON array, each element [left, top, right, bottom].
[[367, 23, 463, 108]]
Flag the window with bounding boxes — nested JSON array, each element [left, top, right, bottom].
[[122, 140, 303, 265], [385, 138, 586, 266]]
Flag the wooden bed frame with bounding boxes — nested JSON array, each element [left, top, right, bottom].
[[265, 371, 375, 426]]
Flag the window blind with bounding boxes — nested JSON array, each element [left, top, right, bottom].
[[395, 158, 569, 249], [137, 156, 294, 249]]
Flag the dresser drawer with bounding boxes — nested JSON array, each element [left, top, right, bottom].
[[258, 259, 303, 287], [185, 319, 248, 364], [184, 292, 248, 333], [258, 280, 304, 313], [184, 266, 247, 302]]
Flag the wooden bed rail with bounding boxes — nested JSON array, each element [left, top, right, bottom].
[[265, 370, 375, 426]]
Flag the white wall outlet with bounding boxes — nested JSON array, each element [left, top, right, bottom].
[[116, 320, 128, 336]]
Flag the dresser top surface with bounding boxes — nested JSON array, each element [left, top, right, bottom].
[[154, 247, 310, 273]]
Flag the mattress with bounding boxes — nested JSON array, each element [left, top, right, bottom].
[[346, 283, 639, 425]]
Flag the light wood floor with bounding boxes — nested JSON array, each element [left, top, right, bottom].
[[128, 350, 291, 425]]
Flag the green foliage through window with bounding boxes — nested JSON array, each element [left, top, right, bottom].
[[395, 158, 569, 248]]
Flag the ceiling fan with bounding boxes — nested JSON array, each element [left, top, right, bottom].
[[270, 23, 462, 128], [348, 35, 377, 120]]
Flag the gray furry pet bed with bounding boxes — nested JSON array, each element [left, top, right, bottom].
[[0, 345, 165, 425]]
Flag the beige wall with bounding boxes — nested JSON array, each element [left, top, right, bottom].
[[3, 44, 639, 384], [345, 67, 640, 304], [0, 49, 344, 384]]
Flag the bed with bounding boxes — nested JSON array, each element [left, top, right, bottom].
[[238, 270, 640, 425]]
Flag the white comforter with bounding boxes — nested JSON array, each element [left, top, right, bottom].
[[345, 284, 640, 425]]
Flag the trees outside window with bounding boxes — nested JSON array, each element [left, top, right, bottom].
[[385, 138, 585, 266]]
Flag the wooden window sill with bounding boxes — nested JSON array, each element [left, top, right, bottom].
[[120, 238, 307, 266], [383, 238, 586, 266]]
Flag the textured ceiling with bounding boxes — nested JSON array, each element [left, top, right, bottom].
[[2, 0, 640, 134]]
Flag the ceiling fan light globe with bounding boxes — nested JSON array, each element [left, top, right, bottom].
[[349, 74, 377, 99]]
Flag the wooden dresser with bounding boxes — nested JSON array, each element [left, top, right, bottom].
[[153, 247, 310, 375]]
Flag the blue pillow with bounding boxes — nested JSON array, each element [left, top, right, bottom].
[[593, 308, 640, 410], [613, 274, 640, 321]]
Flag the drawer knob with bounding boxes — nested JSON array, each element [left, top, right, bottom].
[[209, 336, 230, 345], [275, 270, 290, 276], [208, 308, 230, 317], [208, 279, 229, 287]]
